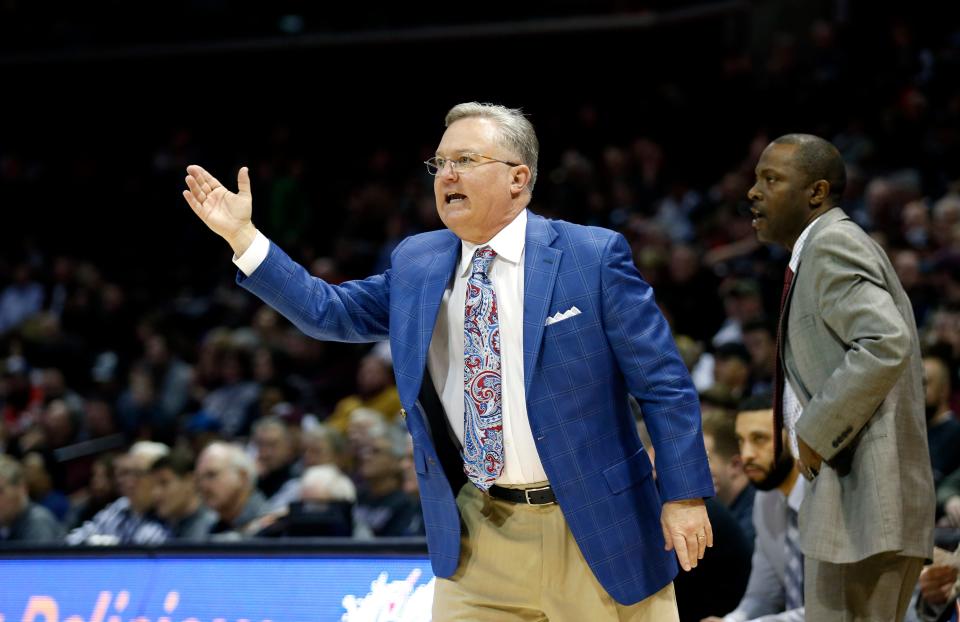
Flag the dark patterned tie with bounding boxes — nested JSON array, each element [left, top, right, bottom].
[[463, 246, 504, 490], [773, 265, 795, 459], [784, 505, 805, 610]]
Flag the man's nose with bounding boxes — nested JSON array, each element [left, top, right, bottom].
[[438, 159, 459, 180]]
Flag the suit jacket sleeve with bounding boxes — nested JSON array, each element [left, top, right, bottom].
[[794, 227, 912, 461], [599, 232, 713, 501], [236, 239, 391, 343]]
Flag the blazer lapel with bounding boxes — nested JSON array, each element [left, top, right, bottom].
[[523, 213, 561, 398], [395, 231, 460, 408], [781, 208, 848, 401]]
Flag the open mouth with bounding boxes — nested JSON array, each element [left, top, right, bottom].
[[445, 192, 467, 204]]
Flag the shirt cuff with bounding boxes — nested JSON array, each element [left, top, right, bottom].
[[232, 230, 269, 276]]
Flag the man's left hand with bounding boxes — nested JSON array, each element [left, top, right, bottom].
[[798, 437, 823, 481], [661, 498, 712, 571], [919, 563, 959, 605]]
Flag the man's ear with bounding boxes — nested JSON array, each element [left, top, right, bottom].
[[809, 179, 830, 207], [510, 165, 532, 197]]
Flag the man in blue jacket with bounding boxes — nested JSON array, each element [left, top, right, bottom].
[[183, 102, 714, 620]]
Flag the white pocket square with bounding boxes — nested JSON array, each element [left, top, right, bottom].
[[544, 306, 582, 326]]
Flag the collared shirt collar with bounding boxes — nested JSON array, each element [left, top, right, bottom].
[[789, 215, 823, 273], [459, 209, 527, 277], [786, 472, 806, 513]]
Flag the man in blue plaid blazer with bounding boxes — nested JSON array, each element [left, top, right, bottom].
[[183, 102, 714, 620]]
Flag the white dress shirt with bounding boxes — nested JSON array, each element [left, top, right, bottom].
[[426, 209, 546, 485], [234, 231, 271, 275], [783, 216, 822, 460], [234, 209, 545, 485]]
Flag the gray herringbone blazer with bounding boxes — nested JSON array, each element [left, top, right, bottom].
[[783, 207, 935, 563]]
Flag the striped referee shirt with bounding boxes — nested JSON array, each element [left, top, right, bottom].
[[66, 497, 169, 545]]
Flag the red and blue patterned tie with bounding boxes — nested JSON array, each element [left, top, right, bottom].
[[463, 246, 504, 490]]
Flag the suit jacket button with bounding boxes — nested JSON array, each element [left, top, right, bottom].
[[400, 408, 407, 419]]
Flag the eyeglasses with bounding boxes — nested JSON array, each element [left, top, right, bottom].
[[424, 152, 520, 176]]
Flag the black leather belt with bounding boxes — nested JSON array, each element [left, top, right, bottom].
[[488, 484, 556, 505]]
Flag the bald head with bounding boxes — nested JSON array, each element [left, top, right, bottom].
[[772, 133, 847, 203]]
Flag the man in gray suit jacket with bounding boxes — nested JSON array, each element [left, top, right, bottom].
[[747, 133, 935, 620]]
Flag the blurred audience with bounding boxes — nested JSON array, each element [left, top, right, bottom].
[[150, 447, 216, 540], [0, 454, 63, 543], [195, 441, 268, 538], [66, 441, 169, 545]]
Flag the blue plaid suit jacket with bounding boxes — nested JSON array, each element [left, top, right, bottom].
[[238, 212, 713, 605]]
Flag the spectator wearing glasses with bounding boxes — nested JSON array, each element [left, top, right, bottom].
[[66, 441, 169, 545]]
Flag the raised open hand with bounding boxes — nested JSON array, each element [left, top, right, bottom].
[[182, 165, 257, 254]]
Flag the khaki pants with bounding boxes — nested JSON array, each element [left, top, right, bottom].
[[432, 483, 679, 622], [805, 552, 925, 621]]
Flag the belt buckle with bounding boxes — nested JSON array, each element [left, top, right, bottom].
[[523, 485, 553, 505]]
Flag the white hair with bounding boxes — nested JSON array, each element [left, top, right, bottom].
[[128, 441, 170, 464], [348, 407, 387, 438], [252, 416, 293, 442], [368, 423, 410, 460], [302, 423, 343, 451], [202, 441, 257, 489], [445, 102, 539, 193], [300, 465, 356, 503], [934, 194, 960, 221], [0, 455, 23, 486]]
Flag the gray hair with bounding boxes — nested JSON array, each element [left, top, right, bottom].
[[367, 422, 410, 460], [203, 441, 257, 490], [348, 407, 387, 437], [445, 102, 539, 193], [252, 416, 294, 442], [933, 194, 960, 222], [129, 441, 170, 464], [300, 465, 356, 502], [302, 423, 344, 453], [0, 455, 23, 486]]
